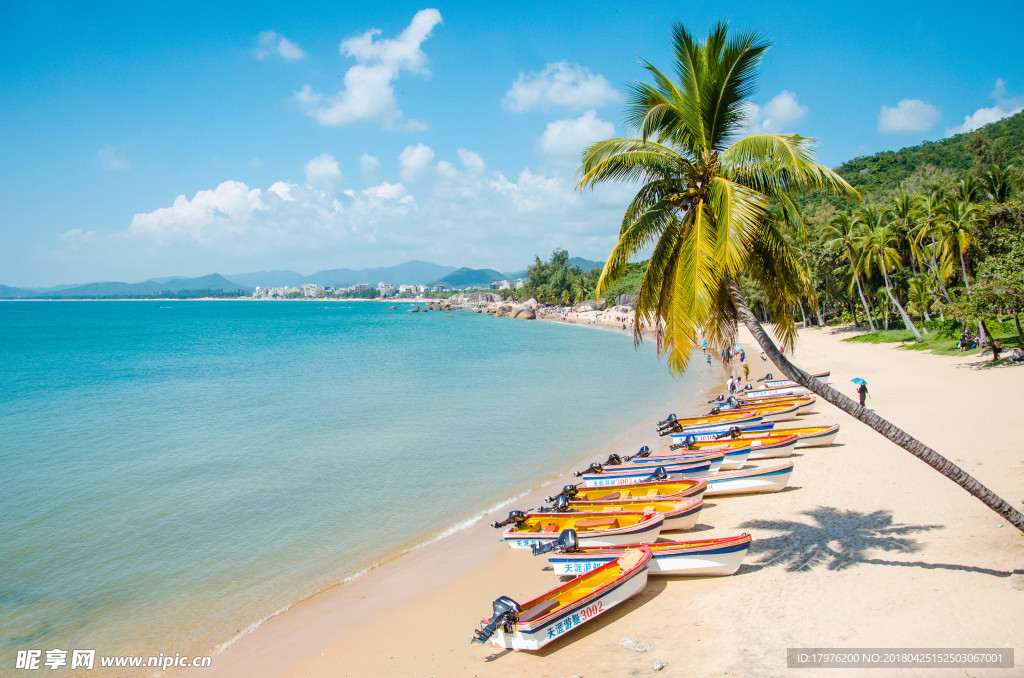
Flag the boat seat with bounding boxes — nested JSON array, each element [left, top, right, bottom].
[[541, 523, 560, 533], [593, 491, 620, 501], [574, 516, 619, 530], [517, 599, 559, 623]]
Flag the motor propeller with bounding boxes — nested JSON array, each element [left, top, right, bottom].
[[530, 528, 579, 556], [471, 596, 521, 644]]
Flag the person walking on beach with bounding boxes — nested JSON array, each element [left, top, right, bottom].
[[857, 382, 869, 407]]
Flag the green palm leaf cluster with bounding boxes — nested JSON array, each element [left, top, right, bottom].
[[576, 21, 857, 373]]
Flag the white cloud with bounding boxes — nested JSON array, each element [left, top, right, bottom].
[[360, 153, 381, 182], [304, 153, 344, 192], [742, 91, 808, 134], [504, 61, 619, 112], [59, 229, 95, 246], [398, 143, 436, 182], [878, 99, 940, 134], [946, 79, 1023, 136], [98, 145, 130, 171], [255, 31, 306, 62], [121, 146, 628, 272], [537, 109, 614, 160], [294, 9, 441, 130]]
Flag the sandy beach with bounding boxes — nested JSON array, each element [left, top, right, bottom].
[[188, 324, 1023, 678]]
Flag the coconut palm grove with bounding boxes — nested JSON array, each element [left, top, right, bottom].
[[575, 21, 1024, 530]]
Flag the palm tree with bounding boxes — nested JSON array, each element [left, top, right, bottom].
[[855, 208, 923, 341], [936, 196, 983, 290], [907, 276, 934, 324], [576, 20, 1024, 530], [573, 274, 590, 304], [911, 191, 953, 304], [887, 189, 921, 277], [955, 175, 978, 203], [822, 212, 875, 331], [980, 163, 1013, 203]]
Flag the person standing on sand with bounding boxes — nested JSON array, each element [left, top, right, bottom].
[[857, 382, 869, 407], [760, 351, 767, 361], [743, 363, 749, 380]]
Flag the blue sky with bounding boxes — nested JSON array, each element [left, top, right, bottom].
[[2, 0, 1023, 287]]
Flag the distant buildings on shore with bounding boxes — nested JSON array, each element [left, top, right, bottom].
[[252, 281, 444, 299]]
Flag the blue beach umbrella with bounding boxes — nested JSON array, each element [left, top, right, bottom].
[[851, 378, 867, 385], [700, 340, 707, 347], [733, 344, 743, 351]]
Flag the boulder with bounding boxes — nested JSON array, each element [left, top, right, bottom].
[[616, 294, 637, 308], [524, 298, 539, 310], [466, 292, 500, 303], [596, 298, 608, 311], [574, 299, 599, 312], [513, 306, 536, 319]]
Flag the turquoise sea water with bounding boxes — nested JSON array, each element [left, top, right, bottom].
[[0, 301, 699, 672]]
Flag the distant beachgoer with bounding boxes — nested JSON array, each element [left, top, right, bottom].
[[743, 363, 750, 380], [740, 350, 746, 362], [728, 378, 737, 396], [760, 351, 767, 361], [706, 355, 712, 365], [857, 383, 869, 407]]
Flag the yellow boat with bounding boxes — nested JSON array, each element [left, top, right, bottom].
[[494, 510, 664, 548], [472, 546, 651, 650], [566, 497, 702, 531], [559, 478, 708, 503]]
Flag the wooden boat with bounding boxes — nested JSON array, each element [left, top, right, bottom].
[[738, 385, 809, 399], [548, 534, 751, 577], [565, 496, 703, 531], [497, 510, 664, 549], [577, 459, 720, 487], [549, 478, 708, 504], [629, 446, 750, 470], [699, 461, 795, 496], [472, 546, 651, 650], [656, 410, 763, 431], [722, 423, 840, 449], [673, 420, 775, 435], [576, 452, 724, 479], [660, 434, 798, 461], [736, 394, 816, 411], [763, 370, 830, 387]]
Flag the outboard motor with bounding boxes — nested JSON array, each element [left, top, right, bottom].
[[669, 434, 696, 451], [530, 529, 579, 556], [573, 462, 604, 477], [708, 394, 726, 404], [714, 426, 742, 440], [743, 384, 752, 390], [624, 445, 651, 461], [709, 406, 722, 415], [471, 596, 521, 644], [490, 510, 529, 529], [642, 466, 668, 482], [536, 494, 574, 513], [656, 413, 677, 427], [544, 484, 578, 503], [603, 453, 623, 466], [658, 424, 681, 437], [727, 396, 739, 408], [757, 372, 773, 382]]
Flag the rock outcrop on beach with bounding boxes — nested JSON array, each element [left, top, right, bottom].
[[616, 294, 637, 308], [574, 298, 608, 312]]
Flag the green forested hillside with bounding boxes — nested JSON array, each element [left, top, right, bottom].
[[834, 110, 1024, 199]]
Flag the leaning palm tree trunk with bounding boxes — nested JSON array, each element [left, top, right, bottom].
[[727, 279, 1024, 531]]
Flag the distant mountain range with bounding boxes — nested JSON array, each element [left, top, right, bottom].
[[0, 257, 607, 299]]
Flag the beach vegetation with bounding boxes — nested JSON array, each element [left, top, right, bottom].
[[578, 19, 1024, 530]]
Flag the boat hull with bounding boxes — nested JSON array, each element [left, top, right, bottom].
[[549, 534, 751, 577], [567, 497, 703, 531], [488, 548, 651, 651], [502, 512, 665, 549], [763, 370, 830, 387], [696, 462, 795, 496], [579, 461, 717, 487]]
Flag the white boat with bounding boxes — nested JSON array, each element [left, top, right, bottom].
[[699, 461, 795, 496], [472, 546, 651, 651], [548, 534, 751, 577], [763, 370, 831, 387]]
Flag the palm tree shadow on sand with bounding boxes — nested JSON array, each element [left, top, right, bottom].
[[742, 506, 1021, 577]]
